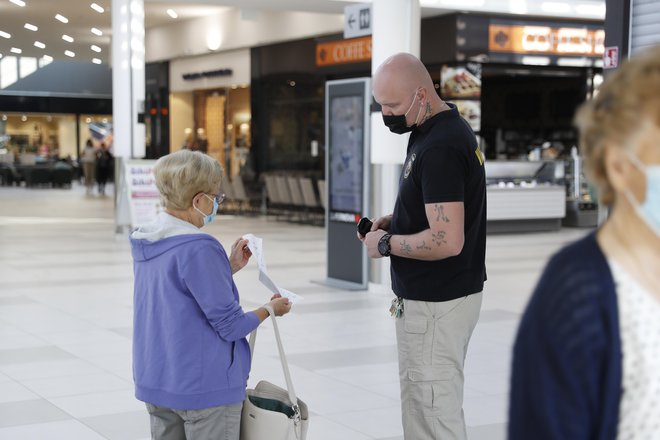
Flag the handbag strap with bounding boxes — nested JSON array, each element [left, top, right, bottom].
[[248, 305, 299, 412]]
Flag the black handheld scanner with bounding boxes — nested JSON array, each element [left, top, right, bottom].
[[357, 217, 373, 237]]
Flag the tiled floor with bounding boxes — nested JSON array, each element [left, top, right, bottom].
[[0, 183, 588, 439]]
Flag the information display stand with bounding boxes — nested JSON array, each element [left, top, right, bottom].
[[323, 78, 371, 290]]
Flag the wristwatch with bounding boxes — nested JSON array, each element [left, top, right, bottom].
[[378, 233, 392, 257]]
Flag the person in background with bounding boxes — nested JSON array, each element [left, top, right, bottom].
[[359, 53, 487, 440], [130, 149, 292, 440], [509, 45, 660, 439], [95, 142, 113, 196], [81, 139, 96, 195]]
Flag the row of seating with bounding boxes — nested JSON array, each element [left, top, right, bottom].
[[263, 174, 326, 224], [0, 164, 74, 188]]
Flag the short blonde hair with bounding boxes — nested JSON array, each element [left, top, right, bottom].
[[574, 45, 660, 205], [153, 150, 224, 210]]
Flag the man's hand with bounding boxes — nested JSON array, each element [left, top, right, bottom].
[[372, 214, 392, 232], [364, 229, 387, 259], [229, 238, 251, 274]]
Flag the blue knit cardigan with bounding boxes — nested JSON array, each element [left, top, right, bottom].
[[509, 232, 622, 439]]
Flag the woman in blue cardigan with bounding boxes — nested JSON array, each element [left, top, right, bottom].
[[509, 46, 660, 439]]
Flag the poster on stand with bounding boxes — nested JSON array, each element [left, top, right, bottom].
[[124, 160, 160, 227]]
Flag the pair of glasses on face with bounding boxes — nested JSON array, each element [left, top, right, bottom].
[[207, 193, 226, 205]]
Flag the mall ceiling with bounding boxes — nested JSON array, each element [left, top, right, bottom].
[[0, 0, 605, 65]]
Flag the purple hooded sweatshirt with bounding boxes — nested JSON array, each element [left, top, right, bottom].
[[130, 212, 260, 410]]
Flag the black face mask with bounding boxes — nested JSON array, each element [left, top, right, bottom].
[[383, 114, 414, 134], [382, 91, 421, 135]]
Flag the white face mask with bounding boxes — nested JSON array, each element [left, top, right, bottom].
[[624, 152, 660, 238]]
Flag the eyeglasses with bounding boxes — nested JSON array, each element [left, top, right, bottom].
[[210, 193, 226, 205]]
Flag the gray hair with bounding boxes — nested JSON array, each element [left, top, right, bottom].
[[153, 150, 223, 210]]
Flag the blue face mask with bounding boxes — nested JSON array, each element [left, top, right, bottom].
[[194, 194, 219, 226], [625, 153, 660, 237]]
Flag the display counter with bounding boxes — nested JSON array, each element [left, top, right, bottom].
[[485, 160, 566, 233]]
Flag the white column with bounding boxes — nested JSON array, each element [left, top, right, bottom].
[[370, 0, 421, 291], [112, 0, 145, 159], [112, 0, 145, 232]]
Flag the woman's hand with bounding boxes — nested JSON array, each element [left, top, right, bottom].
[[229, 238, 251, 274], [268, 297, 292, 317]]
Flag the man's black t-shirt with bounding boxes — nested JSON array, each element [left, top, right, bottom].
[[390, 103, 486, 302]]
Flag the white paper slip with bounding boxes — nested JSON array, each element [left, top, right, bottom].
[[278, 287, 303, 304], [242, 233, 302, 302], [259, 271, 280, 296]]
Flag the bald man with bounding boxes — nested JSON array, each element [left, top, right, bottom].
[[359, 53, 487, 439]]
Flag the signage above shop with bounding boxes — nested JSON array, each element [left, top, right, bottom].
[[489, 24, 604, 57], [316, 36, 372, 67], [344, 3, 371, 39], [182, 68, 233, 81]]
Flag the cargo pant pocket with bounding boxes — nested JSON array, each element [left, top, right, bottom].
[[406, 364, 458, 416]]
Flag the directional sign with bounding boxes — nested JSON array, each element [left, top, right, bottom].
[[344, 3, 372, 39]]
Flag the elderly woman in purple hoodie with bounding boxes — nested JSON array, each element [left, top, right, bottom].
[[130, 149, 291, 440]]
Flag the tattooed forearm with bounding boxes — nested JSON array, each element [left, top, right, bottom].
[[434, 205, 450, 223], [431, 231, 447, 246], [399, 240, 412, 255], [416, 241, 432, 251]]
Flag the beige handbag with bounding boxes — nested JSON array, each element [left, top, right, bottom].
[[240, 306, 309, 440]]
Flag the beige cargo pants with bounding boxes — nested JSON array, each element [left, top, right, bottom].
[[395, 292, 482, 440]]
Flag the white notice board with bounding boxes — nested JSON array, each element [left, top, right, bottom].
[[124, 159, 160, 227]]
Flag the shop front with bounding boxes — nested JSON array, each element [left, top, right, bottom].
[[168, 49, 251, 180]]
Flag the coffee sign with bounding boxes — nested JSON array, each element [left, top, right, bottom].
[[489, 24, 604, 57]]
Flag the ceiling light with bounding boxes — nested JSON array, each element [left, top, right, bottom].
[[55, 14, 69, 23], [91, 45, 102, 53], [10, 47, 22, 54], [0, 31, 10, 39], [24, 23, 38, 32], [91, 27, 103, 36], [21, 115, 27, 122], [1, 115, 6, 121], [42, 55, 53, 62], [62, 34, 74, 43], [9, 0, 26, 6], [91, 3, 105, 13], [65, 50, 75, 57], [0, 54, 3, 59], [439, 0, 484, 5], [86, 118, 92, 123], [34, 41, 45, 49], [167, 9, 178, 19], [92, 58, 102, 64], [575, 3, 606, 16], [541, 2, 572, 13]]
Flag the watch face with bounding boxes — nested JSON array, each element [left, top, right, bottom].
[[378, 235, 390, 256]]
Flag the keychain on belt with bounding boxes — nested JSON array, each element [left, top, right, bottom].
[[390, 297, 404, 318]]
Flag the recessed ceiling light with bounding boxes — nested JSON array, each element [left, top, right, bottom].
[[92, 58, 102, 64], [9, 0, 26, 7], [34, 41, 45, 49], [65, 50, 75, 57], [1, 115, 6, 121], [55, 14, 69, 23], [86, 117, 92, 123], [21, 115, 27, 122], [91, 27, 103, 36], [541, 2, 571, 13], [62, 34, 74, 43], [167, 9, 178, 19], [10, 47, 22, 54], [24, 23, 38, 32], [42, 55, 53, 62], [90, 3, 104, 13], [91, 45, 102, 53], [0, 31, 10, 39]]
